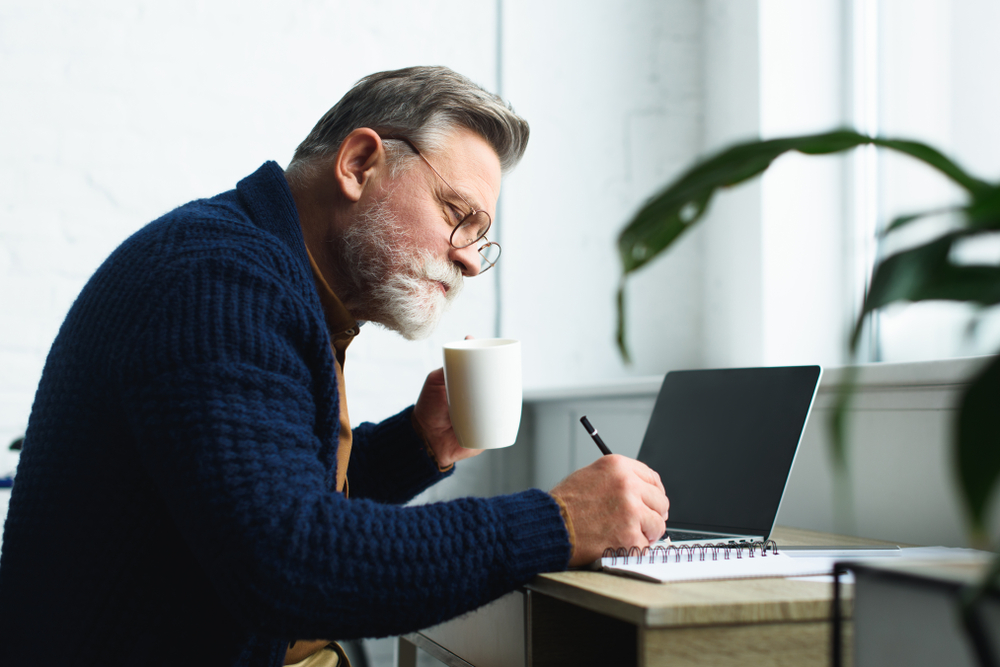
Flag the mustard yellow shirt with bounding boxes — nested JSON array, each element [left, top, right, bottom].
[[304, 247, 359, 496]]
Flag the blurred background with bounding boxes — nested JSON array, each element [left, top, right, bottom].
[[3, 0, 1000, 663]]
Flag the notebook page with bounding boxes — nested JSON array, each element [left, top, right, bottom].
[[601, 553, 837, 583]]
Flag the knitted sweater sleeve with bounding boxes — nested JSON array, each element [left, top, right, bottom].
[[116, 246, 571, 641], [346, 407, 452, 504]]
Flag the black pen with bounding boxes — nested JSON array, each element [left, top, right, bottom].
[[579, 416, 612, 456]]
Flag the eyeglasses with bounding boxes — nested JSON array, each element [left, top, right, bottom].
[[381, 135, 501, 273]]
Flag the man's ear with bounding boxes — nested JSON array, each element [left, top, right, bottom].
[[334, 128, 384, 203]]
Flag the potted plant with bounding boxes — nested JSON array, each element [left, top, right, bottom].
[[614, 129, 1000, 665]]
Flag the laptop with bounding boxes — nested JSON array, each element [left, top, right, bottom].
[[637, 365, 822, 546]]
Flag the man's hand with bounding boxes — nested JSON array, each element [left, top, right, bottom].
[[550, 455, 669, 567], [412, 367, 485, 469]]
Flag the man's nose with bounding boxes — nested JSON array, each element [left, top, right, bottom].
[[449, 243, 482, 277]]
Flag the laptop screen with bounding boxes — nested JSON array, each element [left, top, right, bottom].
[[636, 365, 821, 538]]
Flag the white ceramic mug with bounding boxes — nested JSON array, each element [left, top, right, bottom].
[[442, 338, 522, 449]]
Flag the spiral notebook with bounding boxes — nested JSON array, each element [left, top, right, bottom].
[[600, 541, 838, 583]]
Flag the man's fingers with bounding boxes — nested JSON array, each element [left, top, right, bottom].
[[640, 482, 670, 520], [608, 457, 668, 518], [640, 509, 668, 544], [628, 459, 665, 494]]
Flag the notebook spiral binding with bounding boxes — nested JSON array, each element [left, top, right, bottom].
[[602, 539, 779, 565]]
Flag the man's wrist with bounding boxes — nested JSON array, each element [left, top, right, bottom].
[[550, 493, 577, 559], [410, 411, 455, 472]]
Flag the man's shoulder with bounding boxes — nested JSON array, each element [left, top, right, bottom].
[[123, 165, 302, 275], [131, 161, 295, 245], [77, 163, 314, 323], [116, 196, 269, 272], [148, 190, 260, 245]]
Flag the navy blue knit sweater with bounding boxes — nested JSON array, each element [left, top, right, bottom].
[[0, 162, 571, 665]]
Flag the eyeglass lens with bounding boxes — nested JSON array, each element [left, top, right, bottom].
[[478, 242, 501, 271], [450, 211, 491, 249]]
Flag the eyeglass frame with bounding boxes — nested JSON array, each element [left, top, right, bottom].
[[378, 134, 502, 273]]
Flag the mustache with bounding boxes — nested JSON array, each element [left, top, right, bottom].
[[419, 253, 464, 300]]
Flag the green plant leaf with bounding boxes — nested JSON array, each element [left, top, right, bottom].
[[616, 282, 631, 364], [966, 185, 1000, 230], [616, 130, 986, 359], [872, 138, 990, 194], [851, 232, 1000, 348], [880, 188, 1000, 237], [881, 207, 964, 236], [955, 355, 1000, 542], [618, 131, 876, 276]]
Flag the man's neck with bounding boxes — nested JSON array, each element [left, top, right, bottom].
[[287, 166, 357, 312]]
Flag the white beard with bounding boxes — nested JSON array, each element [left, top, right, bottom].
[[337, 197, 464, 340]]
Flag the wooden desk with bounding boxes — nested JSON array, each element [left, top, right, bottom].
[[399, 527, 898, 667]]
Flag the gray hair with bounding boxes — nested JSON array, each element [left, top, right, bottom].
[[286, 66, 529, 180]]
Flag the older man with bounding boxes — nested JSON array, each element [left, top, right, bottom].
[[0, 66, 668, 666]]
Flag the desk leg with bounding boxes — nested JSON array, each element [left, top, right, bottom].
[[397, 636, 417, 667]]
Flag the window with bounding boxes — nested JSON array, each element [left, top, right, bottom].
[[853, 0, 1000, 362]]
